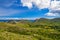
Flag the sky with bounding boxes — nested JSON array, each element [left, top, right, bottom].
[[0, 0, 60, 19]]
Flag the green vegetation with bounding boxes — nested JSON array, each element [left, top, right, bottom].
[[0, 18, 60, 40]]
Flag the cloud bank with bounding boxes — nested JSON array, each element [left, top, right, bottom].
[[21, 0, 50, 9], [45, 13, 59, 16], [21, 0, 60, 17]]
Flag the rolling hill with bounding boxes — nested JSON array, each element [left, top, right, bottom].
[[0, 18, 60, 40]]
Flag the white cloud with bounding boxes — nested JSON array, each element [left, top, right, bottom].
[[21, 0, 51, 9], [21, 0, 60, 17], [21, 0, 32, 8], [50, 1, 60, 10], [22, 3, 33, 8], [46, 1, 60, 17], [21, 0, 60, 10], [45, 12, 59, 16]]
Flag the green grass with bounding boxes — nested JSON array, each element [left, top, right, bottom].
[[0, 31, 37, 40], [0, 18, 60, 40]]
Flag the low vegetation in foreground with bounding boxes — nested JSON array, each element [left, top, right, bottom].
[[0, 18, 60, 40]]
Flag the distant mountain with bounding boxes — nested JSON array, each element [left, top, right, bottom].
[[35, 18, 60, 22], [0, 18, 60, 22], [33, 18, 60, 26], [51, 18, 60, 22]]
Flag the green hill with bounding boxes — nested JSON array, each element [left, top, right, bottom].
[[0, 18, 60, 40]]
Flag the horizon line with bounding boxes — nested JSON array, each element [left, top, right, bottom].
[[0, 17, 59, 20]]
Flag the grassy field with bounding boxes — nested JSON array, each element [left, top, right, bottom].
[[0, 18, 60, 40]]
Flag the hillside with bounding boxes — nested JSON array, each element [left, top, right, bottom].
[[0, 18, 60, 40]]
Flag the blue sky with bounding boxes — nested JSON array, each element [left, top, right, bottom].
[[0, 0, 60, 19]]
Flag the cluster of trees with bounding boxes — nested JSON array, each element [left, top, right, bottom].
[[0, 18, 60, 40]]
